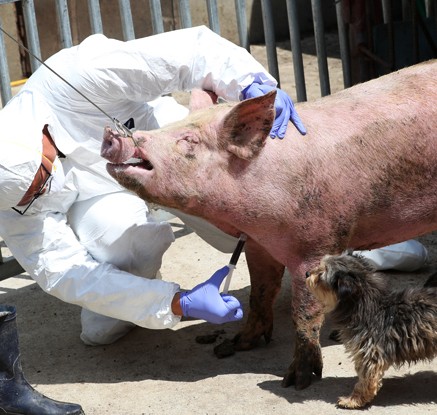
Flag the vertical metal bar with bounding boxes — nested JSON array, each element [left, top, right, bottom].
[[335, 0, 352, 88], [87, 0, 103, 34], [287, 0, 307, 102], [363, 0, 375, 81], [285, 0, 306, 101], [178, 0, 192, 28], [260, 0, 280, 84], [311, 0, 330, 96], [425, 0, 432, 16], [412, 0, 419, 63], [234, 0, 249, 50], [381, 0, 391, 23], [0, 16, 12, 105], [206, 0, 220, 35], [118, 0, 135, 40], [149, 0, 164, 34], [55, 0, 73, 48], [22, 0, 41, 72], [384, 0, 395, 70], [402, 0, 411, 19]]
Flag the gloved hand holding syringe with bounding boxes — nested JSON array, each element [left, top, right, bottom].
[[222, 233, 247, 294], [177, 233, 247, 324]]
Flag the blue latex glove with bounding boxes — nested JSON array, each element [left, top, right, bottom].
[[242, 83, 307, 138], [179, 266, 243, 324]]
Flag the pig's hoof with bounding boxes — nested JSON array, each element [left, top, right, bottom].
[[213, 338, 235, 358], [281, 346, 323, 390], [232, 325, 272, 351], [232, 333, 260, 351], [195, 330, 226, 344], [281, 366, 314, 390]]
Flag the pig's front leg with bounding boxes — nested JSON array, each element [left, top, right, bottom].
[[233, 240, 285, 350], [282, 260, 324, 390]]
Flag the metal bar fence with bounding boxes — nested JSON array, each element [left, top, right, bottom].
[[1, 0, 350, 107], [149, 0, 164, 34], [118, 0, 135, 40], [87, 0, 103, 34], [55, 0, 73, 48], [260, 0, 280, 84], [286, 0, 307, 102]]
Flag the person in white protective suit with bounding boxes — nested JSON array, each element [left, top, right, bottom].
[[0, 25, 302, 346], [0, 27, 428, 411]]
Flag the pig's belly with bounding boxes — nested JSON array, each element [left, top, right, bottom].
[[348, 213, 437, 251]]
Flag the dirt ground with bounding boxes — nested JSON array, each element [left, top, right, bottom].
[[1, 33, 436, 414]]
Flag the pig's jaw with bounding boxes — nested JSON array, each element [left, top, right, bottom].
[[106, 160, 235, 217], [106, 162, 189, 208], [107, 161, 152, 186]]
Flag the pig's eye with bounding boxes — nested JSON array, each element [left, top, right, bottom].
[[177, 133, 199, 155], [177, 133, 199, 144]]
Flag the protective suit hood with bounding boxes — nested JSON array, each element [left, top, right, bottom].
[[0, 90, 50, 210]]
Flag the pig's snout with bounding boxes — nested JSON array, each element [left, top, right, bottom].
[[101, 127, 136, 163]]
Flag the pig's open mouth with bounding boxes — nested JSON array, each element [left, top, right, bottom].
[[101, 128, 154, 172], [120, 154, 154, 171], [130, 158, 154, 171], [107, 158, 153, 176]]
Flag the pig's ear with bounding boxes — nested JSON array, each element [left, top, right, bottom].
[[222, 90, 275, 160], [189, 89, 218, 112]]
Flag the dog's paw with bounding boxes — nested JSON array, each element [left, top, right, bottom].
[[337, 396, 366, 409]]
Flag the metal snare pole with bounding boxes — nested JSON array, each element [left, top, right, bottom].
[[222, 233, 247, 294], [0, 25, 138, 145]]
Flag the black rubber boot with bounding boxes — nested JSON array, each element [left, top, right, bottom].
[[0, 305, 84, 415]]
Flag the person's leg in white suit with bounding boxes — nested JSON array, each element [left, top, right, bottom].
[[67, 191, 174, 346], [66, 96, 188, 346], [353, 239, 428, 271]]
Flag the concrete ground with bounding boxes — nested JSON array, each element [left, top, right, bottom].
[[1, 221, 437, 415], [1, 33, 436, 414]]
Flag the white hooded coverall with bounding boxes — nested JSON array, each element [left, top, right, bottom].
[[0, 26, 276, 345]]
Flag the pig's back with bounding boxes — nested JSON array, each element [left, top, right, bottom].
[[287, 60, 437, 187], [261, 60, 437, 250]]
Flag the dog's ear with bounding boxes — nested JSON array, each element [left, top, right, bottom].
[[333, 270, 358, 299]]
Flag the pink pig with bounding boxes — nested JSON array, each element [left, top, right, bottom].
[[101, 60, 437, 390]]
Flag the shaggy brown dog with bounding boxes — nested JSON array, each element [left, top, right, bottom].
[[306, 252, 437, 409]]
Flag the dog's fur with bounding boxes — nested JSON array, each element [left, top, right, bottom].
[[306, 252, 437, 409]]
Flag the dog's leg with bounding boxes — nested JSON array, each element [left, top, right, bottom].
[[337, 362, 387, 409]]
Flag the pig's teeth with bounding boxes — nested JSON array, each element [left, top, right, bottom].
[[124, 157, 153, 171]]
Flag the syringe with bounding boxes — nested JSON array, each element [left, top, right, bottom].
[[222, 233, 247, 294]]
